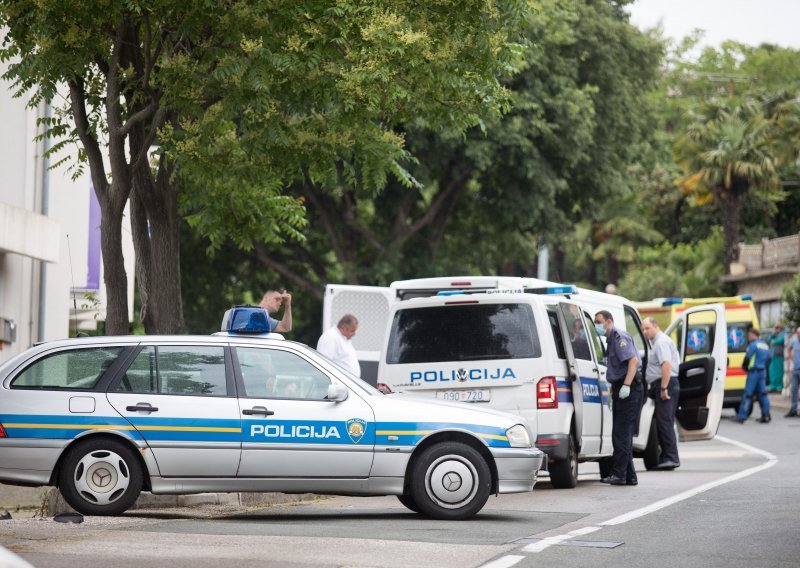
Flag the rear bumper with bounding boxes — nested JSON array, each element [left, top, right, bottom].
[[490, 446, 546, 494], [535, 433, 569, 463]]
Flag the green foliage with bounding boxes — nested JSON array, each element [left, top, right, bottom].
[[619, 229, 726, 301], [782, 272, 800, 329]]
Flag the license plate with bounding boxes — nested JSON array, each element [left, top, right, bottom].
[[436, 389, 491, 403]]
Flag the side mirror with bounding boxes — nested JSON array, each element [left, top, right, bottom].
[[327, 383, 349, 402]]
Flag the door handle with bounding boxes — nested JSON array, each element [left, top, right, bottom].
[[242, 406, 275, 416], [126, 403, 158, 412]]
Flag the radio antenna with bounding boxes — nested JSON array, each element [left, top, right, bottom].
[[66, 233, 78, 337]]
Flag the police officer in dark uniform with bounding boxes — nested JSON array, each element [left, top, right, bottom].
[[595, 310, 642, 486]]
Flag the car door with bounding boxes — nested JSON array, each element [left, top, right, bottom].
[[233, 345, 376, 477], [323, 284, 395, 385], [666, 304, 727, 441], [555, 302, 602, 455], [106, 343, 242, 477]]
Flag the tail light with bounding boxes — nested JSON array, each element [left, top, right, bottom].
[[0, 423, 7, 438], [537, 376, 558, 409], [376, 383, 393, 394]]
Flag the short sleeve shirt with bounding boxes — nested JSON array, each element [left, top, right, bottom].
[[790, 336, 800, 368], [646, 331, 680, 383], [606, 327, 641, 383], [316, 326, 361, 378], [268, 316, 279, 332]]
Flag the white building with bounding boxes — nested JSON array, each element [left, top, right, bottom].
[[0, 60, 135, 365]]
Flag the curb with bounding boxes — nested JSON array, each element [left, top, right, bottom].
[[41, 489, 319, 516]]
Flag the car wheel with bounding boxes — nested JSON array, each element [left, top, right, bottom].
[[397, 493, 421, 513], [58, 438, 143, 516], [549, 434, 578, 488], [643, 417, 660, 470], [409, 442, 491, 520]]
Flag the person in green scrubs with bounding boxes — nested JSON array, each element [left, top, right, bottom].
[[768, 322, 787, 392]]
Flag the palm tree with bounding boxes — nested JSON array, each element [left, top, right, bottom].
[[673, 97, 788, 272]]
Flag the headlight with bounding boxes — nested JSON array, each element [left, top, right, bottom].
[[505, 424, 531, 447]]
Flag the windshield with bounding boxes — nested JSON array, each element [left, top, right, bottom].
[[309, 347, 383, 396], [386, 303, 541, 364]]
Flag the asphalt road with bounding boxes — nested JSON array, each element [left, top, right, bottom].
[[1, 408, 798, 568]]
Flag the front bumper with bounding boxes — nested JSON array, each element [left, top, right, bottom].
[[490, 446, 546, 494]]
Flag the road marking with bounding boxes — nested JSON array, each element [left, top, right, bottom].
[[478, 554, 526, 568], [601, 436, 777, 526], [481, 435, 777, 565]]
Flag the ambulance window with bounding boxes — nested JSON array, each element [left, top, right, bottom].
[[686, 311, 717, 357], [236, 347, 331, 400], [387, 303, 541, 364], [11, 347, 124, 390], [727, 323, 749, 353]]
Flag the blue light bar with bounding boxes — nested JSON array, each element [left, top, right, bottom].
[[437, 290, 465, 296], [740, 294, 752, 301], [661, 297, 683, 306], [220, 306, 272, 334], [525, 285, 577, 295]]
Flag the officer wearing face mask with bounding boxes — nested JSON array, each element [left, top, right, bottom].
[[595, 310, 642, 486]]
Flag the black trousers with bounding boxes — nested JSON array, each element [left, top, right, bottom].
[[653, 376, 680, 464], [611, 381, 643, 481]]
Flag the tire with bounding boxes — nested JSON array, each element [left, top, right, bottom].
[[409, 442, 491, 520], [58, 437, 143, 516], [598, 456, 613, 478], [642, 417, 660, 470], [549, 434, 578, 488], [397, 493, 421, 513]]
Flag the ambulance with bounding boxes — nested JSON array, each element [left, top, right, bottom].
[[635, 296, 758, 408], [324, 277, 728, 487]]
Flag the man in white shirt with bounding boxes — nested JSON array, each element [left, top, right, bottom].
[[642, 317, 681, 470], [317, 314, 361, 377]]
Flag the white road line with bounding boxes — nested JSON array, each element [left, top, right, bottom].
[[478, 554, 526, 568], [481, 435, 778, 565], [601, 436, 777, 526]]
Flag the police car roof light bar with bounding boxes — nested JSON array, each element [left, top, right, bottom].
[[221, 305, 272, 334], [524, 285, 577, 295]]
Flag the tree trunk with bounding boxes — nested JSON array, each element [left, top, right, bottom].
[[130, 164, 184, 334], [716, 183, 743, 274], [606, 254, 619, 287], [99, 203, 130, 335]]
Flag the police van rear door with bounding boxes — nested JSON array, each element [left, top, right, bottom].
[[666, 303, 727, 441], [323, 284, 395, 386]]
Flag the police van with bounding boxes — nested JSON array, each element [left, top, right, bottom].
[[324, 276, 728, 487]]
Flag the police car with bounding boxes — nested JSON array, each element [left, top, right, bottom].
[[324, 277, 728, 488], [0, 307, 544, 520]]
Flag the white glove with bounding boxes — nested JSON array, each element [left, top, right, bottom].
[[619, 385, 631, 399]]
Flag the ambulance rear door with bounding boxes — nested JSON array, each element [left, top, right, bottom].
[[322, 284, 395, 386], [666, 303, 727, 441]]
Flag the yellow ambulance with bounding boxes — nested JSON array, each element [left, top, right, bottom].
[[635, 295, 759, 408]]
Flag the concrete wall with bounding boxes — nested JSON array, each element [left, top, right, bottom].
[[0, 57, 135, 365]]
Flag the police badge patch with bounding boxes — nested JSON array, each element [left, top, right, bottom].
[[346, 418, 367, 444]]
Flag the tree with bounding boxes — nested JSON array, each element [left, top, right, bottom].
[[672, 97, 796, 273], [1, 0, 529, 333]]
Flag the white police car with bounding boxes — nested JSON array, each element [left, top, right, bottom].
[[0, 307, 544, 520]]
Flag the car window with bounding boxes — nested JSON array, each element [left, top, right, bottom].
[[561, 305, 591, 361], [11, 347, 124, 390], [624, 306, 647, 365], [726, 322, 750, 353], [117, 345, 227, 396], [386, 303, 541, 364], [546, 308, 566, 359], [584, 312, 605, 364], [237, 347, 331, 400]]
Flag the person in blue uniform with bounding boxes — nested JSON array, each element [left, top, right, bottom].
[[595, 310, 642, 486], [736, 328, 771, 423]]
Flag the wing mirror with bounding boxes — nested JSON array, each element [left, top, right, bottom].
[[327, 383, 349, 402]]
